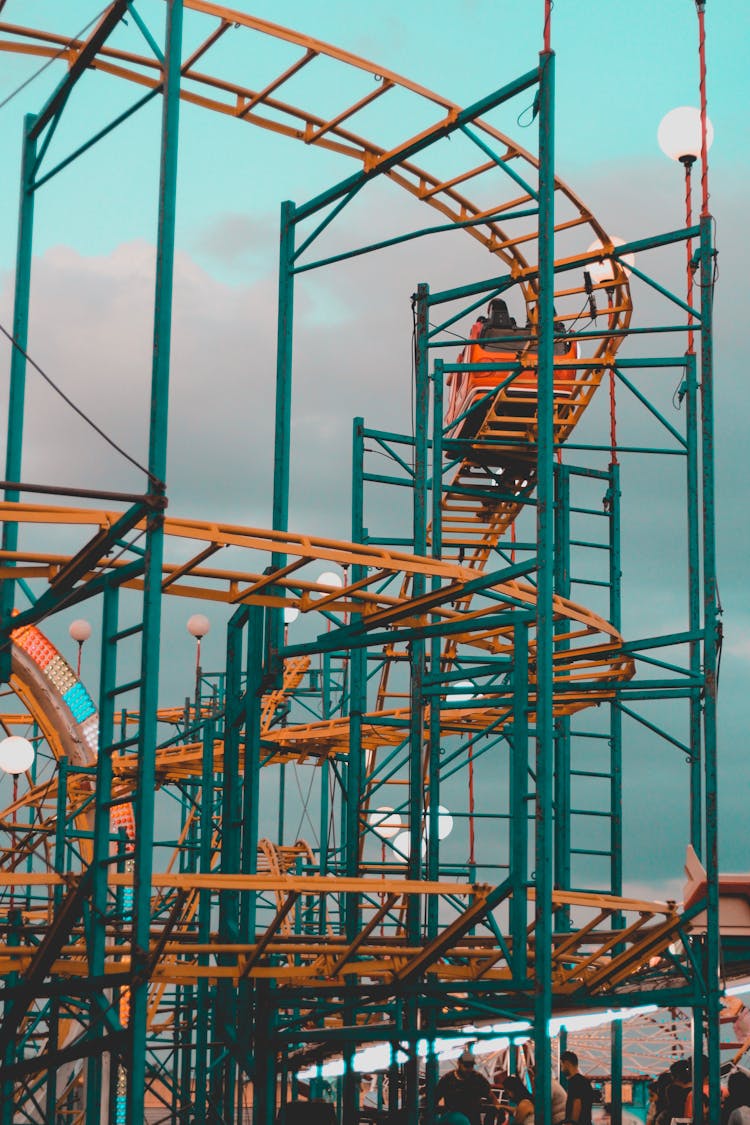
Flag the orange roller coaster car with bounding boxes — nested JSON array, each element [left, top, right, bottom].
[[445, 297, 579, 439]]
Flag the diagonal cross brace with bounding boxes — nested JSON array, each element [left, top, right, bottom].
[[393, 878, 512, 984], [29, 1, 132, 142], [0, 868, 93, 1056]]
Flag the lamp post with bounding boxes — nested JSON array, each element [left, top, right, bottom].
[[187, 614, 210, 716], [657, 107, 714, 355], [0, 735, 35, 910], [68, 618, 92, 677]]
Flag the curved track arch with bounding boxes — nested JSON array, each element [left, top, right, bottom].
[[0, 0, 634, 784]]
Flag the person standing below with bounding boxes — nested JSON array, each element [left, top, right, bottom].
[[560, 1051, 595, 1125], [528, 1064, 567, 1125], [503, 1075, 535, 1125], [436, 1049, 503, 1125], [726, 1070, 750, 1125]]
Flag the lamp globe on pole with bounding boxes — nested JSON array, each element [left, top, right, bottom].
[[187, 614, 211, 712], [0, 736, 35, 776], [657, 106, 713, 166], [69, 619, 92, 677]]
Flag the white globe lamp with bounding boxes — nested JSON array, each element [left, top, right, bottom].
[[586, 238, 635, 285], [391, 830, 426, 860], [658, 106, 714, 165], [187, 614, 211, 639], [317, 571, 343, 588], [435, 805, 454, 841], [0, 736, 35, 775], [450, 680, 475, 703], [368, 806, 402, 839], [284, 606, 300, 625], [69, 619, 92, 643]]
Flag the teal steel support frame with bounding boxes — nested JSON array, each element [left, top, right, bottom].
[[0, 114, 37, 683], [553, 464, 571, 933], [127, 2, 183, 1121], [193, 718, 216, 1125], [699, 214, 721, 1125], [684, 352, 703, 854], [344, 417, 368, 1125], [534, 45, 555, 1124], [86, 580, 120, 1125], [269, 200, 297, 680]]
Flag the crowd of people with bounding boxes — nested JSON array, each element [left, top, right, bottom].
[[434, 1049, 750, 1125], [434, 1048, 596, 1125], [646, 1056, 750, 1125], [278, 1048, 750, 1124]]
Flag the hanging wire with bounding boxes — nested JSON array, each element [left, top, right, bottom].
[[0, 5, 112, 116], [0, 321, 159, 486]]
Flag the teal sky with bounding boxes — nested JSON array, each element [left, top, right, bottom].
[[0, 1, 748, 890], [0, 0, 747, 265]]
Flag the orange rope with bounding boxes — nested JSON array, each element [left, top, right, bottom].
[[696, 1, 710, 217], [685, 161, 695, 355], [608, 295, 618, 464]]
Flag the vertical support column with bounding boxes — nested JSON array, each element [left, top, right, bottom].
[[409, 284, 430, 901], [240, 606, 265, 1117], [427, 363, 444, 932], [87, 581, 119, 1125], [553, 463, 571, 931], [269, 200, 297, 679], [127, 5, 183, 1119], [424, 360, 444, 1119], [684, 353, 703, 851], [343, 420, 368, 1125], [0, 114, 37, 682], [699, 214, 721, 1125], [216, 606, 247, 1118], [402, 283, 430, 1125], [607, 461, 624, 1125], [510, 621, 529, 983], [193, 718, 215, 1125], [534, 45, 555, 1125]]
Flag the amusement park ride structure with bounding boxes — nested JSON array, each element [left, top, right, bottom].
[[0, 2, 729, 1124]]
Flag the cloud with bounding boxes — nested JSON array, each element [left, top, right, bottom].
[[2, 154, 747, 893], [191, 211, 279, 275]]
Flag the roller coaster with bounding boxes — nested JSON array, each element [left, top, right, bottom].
[[0, 3, 726, 1124]]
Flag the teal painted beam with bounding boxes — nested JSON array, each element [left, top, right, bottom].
[[533, 45, 555, 1125], [0, 115, 37, 684], [699, 213, 721, 1125], [293, 206, 538, 274], [127, 2, 183, 1121], [268, 200, 297, 685]]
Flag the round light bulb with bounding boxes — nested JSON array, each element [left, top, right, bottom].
[[436, 805, 454, 841], [284, 606, 300, 625], [425, 804, 454, 840], [391, 830, 426, 859], [187, 614, 210, 639], [657, 106, 714, 164], [69, 619, 92, 643], [317, 571, 343, 589], [586, 238, 635, 285], [450, 680, 475, 703], [0, 736, 35, 775], [368, 806, 402, 839]]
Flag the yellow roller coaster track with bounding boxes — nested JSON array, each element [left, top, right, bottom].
[[0, 3, 651, 1015]]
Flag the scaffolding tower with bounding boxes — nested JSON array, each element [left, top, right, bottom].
[[0, 3, 725, 1124]]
